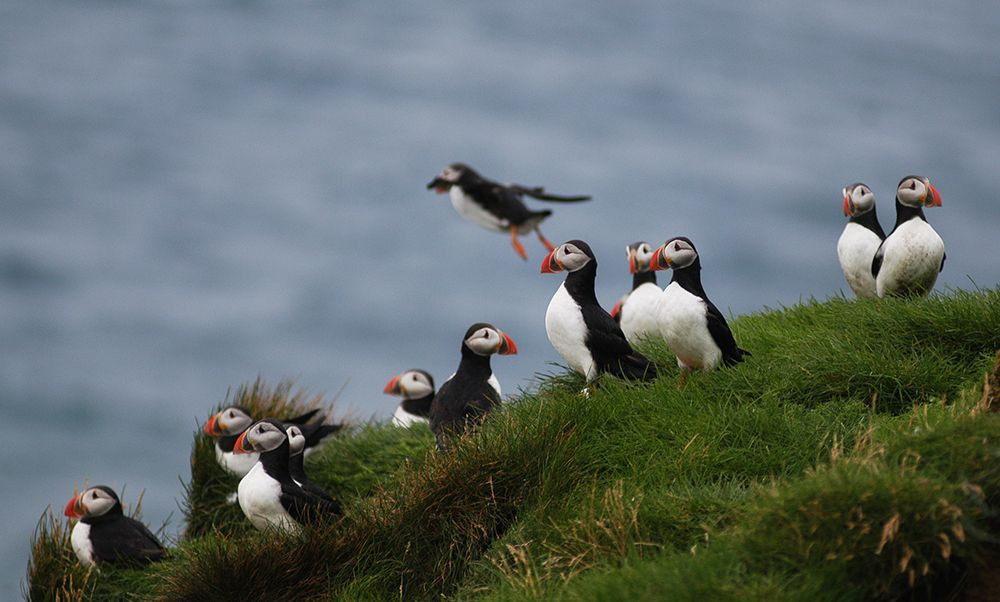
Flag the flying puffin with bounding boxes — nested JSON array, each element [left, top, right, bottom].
[[649, 237, 749, 384], [203, 406, 340, 478], [871, 175, 945, 298], [837, 183, 886, 299], [383, 369, 435, 427], [610, 241, 662, 346], [285, 425, 341, 508], [233, 419, 341, 532], [427, 163, 591, 260], [430, 323, 517, 450], [541, 240, 657, 382], [64, 485, 166, 568]]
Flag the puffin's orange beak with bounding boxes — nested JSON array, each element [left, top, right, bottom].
[[628, 250, 638, 274], [498, 333, 518, 355], [64, 494, 83, 519], [383, 375, 401, 395], [926, 182, 942, 207], [233, 431, 251, 454], [649, 246, 670, 271], [203, 414, 219, 436], [843, 193, 852, 216], [540, 248, 563, 273], [610, 299, 624, 320]]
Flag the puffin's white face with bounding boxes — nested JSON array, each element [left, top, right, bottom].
[[842, 184, 875, 217], [235, 421, 286, 454], [465, 326, 506, 356], [896, 176, 941, 208], [439, 164, 464, 183], [555, 242, 592, 272], [286, 425, 306, 456], [65, 486, 118, 519], [204, 406, 253, 437], [627, 242, 655, 273], [652, 238, 698, 271], [389, 370, 434, 399]]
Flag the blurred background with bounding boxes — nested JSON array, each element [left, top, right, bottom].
[[2, 1, 998, 595]]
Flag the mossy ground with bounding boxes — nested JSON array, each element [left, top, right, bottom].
[[26, 289, 1000, 601]]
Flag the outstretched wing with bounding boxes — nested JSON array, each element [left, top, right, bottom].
[[508, 183, 591, 203]]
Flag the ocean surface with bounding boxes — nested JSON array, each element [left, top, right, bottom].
[[2, 1, 999, 595]]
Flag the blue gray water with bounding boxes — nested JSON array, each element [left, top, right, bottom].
[[3, 1, 999, 595]]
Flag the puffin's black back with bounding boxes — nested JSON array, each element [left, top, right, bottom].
[[82, 488, 165, 566], [429, 324, 502, 448], [255, 422, 342, 522]]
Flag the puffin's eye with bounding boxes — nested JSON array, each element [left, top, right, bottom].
[[674, 242, 682, 251]]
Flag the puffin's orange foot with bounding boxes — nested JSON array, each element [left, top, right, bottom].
[[510, 228, 528, 260], [536, 229, 555, 252]]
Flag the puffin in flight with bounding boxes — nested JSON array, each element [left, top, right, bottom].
[[234, 419, 342, 532], [427, 163, 591, 260], [610, 241, 662, 346], [64, 485, 166, 567], [430, 323, 517, 450], [837, 183, 886, 299], [384, 369, 435, 427], [541, 240, 657, 382], [650, 237, 749, 385], [203, 406, 340, 478], [871, 175, 945, 298], [285, 424, 340, 508]]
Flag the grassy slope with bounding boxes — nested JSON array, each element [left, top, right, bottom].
[[26, 289, 1000, 601]]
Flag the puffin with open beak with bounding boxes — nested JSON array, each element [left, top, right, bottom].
[[383, 369, 436, 427], [429, 323, 517, 451], [650, 237, 749, 386], [541, 240, 657, 382], [427, 163, 590, 260], [233, 419, 341, 532], [871, 175, 945, 298], [612, 241, 663, 346], [64, 485, 166, 567], [837, 183, 886, 299]]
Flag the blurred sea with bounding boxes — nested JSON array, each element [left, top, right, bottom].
[[2, 1, 998, 595]]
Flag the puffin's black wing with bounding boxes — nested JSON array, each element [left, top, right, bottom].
[[287, 408, 322, 425], [940, 251, 946, 272], [91, 517, 166, 566], [585, 308, 657, 381], [508, 184, 591, 203], [704, 300, 749, 367], [466, 182, 535, 224], [279, 482, 340, 524], [296, 421, 343, 450], [871, 240, 886, 278]]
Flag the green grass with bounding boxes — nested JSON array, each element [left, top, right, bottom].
[[26, 288, 1000, 601]]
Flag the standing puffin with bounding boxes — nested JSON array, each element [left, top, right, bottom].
[[837, 183, 886, 299], [285, 425, 340, 508], [383, 369, 435, 427], [872, 175, 945, 298], [233, 419, 341, 532], [610, 241, 663, 346], [64, 485, 165, 568], [650, 237, 749, 383], [541, 240, 657, 382], [429, 323, 517, 450], [203, 406, 340, 478], [427, 163, 591, 260]]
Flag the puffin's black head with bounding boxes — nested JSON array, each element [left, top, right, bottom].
[[650, 237, 700, 271], [896, 175, 941, 209], [383, 369, 435, 399], [842, 183, 876, 218], [203, 405, 254, 438], [427, 163, 479, 193], [540, 239, 595, 274], [64, 485, 123, 519], [233, 419, 288, 454], [462, 322, 518, 357], [625, 241, 655, 274]]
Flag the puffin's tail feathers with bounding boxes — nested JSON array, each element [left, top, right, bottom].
[[722, 348, 751, 367], [612, 352, 658, 381]]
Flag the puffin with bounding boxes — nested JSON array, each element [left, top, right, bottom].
[[64, 485, 166, 568], [203, 406, 340, 478], [872, 175, 945, 298], [649, 237, 749, 384], [837, 183, 886, 299], [541, 240, 657, 382], [610, 241, 663, 346], [233, 419, 341, 532], [383, 369, 435, 427], [427, 163, 591, 260], [429, 323, 517, 450], [285, 424, 340, 508]]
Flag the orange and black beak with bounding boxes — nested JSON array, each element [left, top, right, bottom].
[[426, 177, 450, 194], [202, 413, 222, 437], [64, 494, 84, 519], [843, 189, 853, 217], [232, 431, 252, 454], [925, 181, 942, 207], [610, 299, 624, 320], [383, 375, 402, 395], [648, 246, 670, 271], [498, 332, 518, 355], [627, 249, 638, 274], [540, 248, 563, 273]]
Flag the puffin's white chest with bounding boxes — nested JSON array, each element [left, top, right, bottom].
[[216, 442, 259, 478], [70, 521, 96, 567], [392, 405, 430, 427], [876, 218, 945, 298], [237, 462, 299, 533], [545, 283, 597, 381], [450, 186, 507, 232], [620, 282, 663, 346], [837, 222, 881, 299], [656, 282, 722, 371]]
